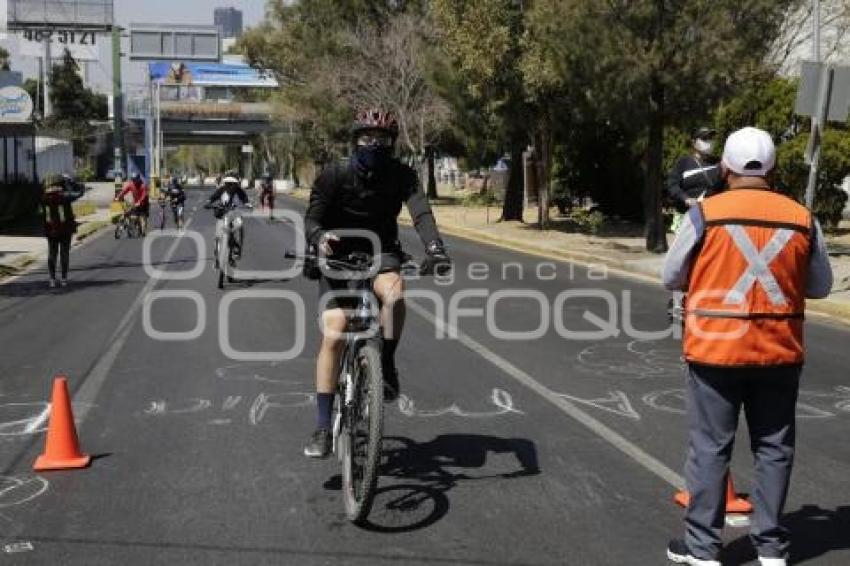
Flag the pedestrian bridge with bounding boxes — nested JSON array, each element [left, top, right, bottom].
[[125, 98, 294, 146]]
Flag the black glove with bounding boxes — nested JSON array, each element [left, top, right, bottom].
[[303, 244, 322, 280], [420, 240, 451, 276]]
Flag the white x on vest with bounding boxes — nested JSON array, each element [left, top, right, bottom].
[[723, 225, 793, 307]]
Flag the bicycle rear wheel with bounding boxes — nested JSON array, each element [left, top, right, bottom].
[[340, 339, 384, 524], [128, 218, 141, 238]]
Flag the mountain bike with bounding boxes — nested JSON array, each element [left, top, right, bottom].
[[114, 204, 143, 239], [285, 249, 419, 523], [207, 201, 251, 289]]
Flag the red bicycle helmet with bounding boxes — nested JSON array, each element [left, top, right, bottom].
[[352, 108, 399, 138]]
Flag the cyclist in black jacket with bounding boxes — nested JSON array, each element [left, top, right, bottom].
[[666, 127, 724, 213], [303, 108, 451, 458]]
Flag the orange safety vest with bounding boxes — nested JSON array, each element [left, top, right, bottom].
[[684, 189, 812, 366]]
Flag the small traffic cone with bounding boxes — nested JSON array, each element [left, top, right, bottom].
[[33, 376, 91, 471], [674, 475, 753, 514]]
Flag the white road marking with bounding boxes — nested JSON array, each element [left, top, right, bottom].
[[407, 299, 687, 490], [22, 405, 51, 434], [74, 212, 199, 422]]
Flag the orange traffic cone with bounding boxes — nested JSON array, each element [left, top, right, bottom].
[[674, 475, 753, 514], [33, 376, 91, 471]]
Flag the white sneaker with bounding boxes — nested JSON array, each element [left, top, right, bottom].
[[667, 539, 721, 565], [60, 279, 68, 287], [758, 558, 787, 566], [48, 279, 57, 289]]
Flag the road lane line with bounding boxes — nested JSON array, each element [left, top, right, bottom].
[[73, 211, 200, 422], [22, 406, 51, 434], [406, 299, 686, 491]]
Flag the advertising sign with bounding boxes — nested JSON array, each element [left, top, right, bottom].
[[130, 24, 220, 62], [0, 86, 34, 122], [17, 29, 100, 62], [149, 61, 278, 88], [7, 0, 114, 30]]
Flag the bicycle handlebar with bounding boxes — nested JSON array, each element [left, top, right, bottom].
[[284, 250, 420, 274]]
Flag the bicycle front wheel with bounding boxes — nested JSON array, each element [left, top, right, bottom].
[[340, 339, 384, 524]]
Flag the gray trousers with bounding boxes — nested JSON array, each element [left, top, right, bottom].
[[684, 363, 801, 560]]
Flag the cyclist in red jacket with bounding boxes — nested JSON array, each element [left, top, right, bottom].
[[115, 172, 150, 235]]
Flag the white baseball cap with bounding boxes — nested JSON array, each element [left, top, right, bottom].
[[721, 127, 776, 177]]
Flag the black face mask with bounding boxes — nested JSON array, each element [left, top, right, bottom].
[[353, 145, 393, 177]]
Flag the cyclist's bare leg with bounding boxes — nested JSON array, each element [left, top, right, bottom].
[[317, 308, 348, 394], [374, 271, 405, 398], [373, 272, 405, 341]]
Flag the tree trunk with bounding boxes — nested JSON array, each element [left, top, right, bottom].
[[501, 142, 525, 221], [536, 121, 552, 231], [644, 73, 668, 253], [425, 144, 438, 200]]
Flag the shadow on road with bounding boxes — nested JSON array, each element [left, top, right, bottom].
[[0, 278, 128, 298], [327, 434, 539, 533], [720, 505, 850, 565]]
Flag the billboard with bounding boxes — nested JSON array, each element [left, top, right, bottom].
[[7, 0, 114, 30], [16, 29, 100, 62], [149, 62, 278, 88], [130, 24, 220, 62]]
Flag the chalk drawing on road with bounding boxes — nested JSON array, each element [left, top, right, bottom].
[[642, 389, 687, 416], [643, 388, 849, 419], [144, 392, 313, 425], [555, 390, 641, 420], [0, 476, 49, 509], [396, 388, 523, 418], [576, 340, 684, 380], [0, 402, 94, 436], [215, 363, 306, 385], [3, 541, 35, 554], [249, 392, 315, 425]]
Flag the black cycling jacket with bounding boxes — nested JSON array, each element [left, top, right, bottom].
[[305, 159, 441, 251], [665, 154, 723, 211]]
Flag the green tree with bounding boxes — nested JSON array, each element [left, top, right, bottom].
[[520, 0, 798, 251], [240, 1, 445, 191], [431, 0, 530, 221], [46, 49, 108, 157]]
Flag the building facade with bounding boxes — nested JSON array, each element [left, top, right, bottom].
[[214, 7, 243, 39]]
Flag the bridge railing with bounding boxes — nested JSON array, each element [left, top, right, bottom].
[[125, 97, 273, 121]]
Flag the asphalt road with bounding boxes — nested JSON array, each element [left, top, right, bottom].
[[1, 188, 849, 565]]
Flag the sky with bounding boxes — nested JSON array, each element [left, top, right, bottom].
[[1, 0, 268, 95]]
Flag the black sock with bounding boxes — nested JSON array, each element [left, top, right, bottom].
[[382, 338, 399, 373], [316, 393, 334, 430]]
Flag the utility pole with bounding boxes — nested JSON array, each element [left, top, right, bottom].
[[43, 37, 51, 118], [804, 0, 823, 208], [112, 25, 125, 180]]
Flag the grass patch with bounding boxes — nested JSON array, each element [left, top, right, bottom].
[[76, 220, 110, 242], [72, 201, 97, 218]]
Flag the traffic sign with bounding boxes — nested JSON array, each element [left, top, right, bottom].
[[795, 62, 850, 122]]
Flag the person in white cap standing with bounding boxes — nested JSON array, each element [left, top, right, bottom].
[[661, 127, 833, 566]]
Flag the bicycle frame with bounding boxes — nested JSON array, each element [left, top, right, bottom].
[[333, 278, 379, 457]]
